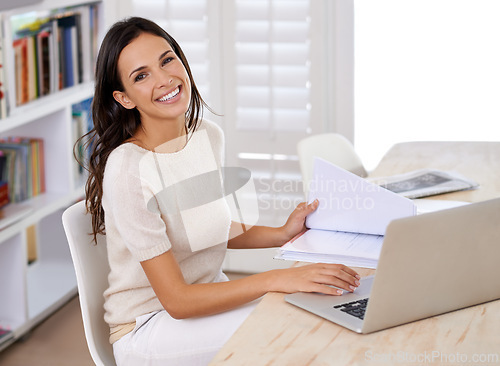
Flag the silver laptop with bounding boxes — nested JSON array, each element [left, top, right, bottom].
[[285, 198, 500, 334]]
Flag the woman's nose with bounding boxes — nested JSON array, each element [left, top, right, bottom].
[[155, 69, 173, 88]]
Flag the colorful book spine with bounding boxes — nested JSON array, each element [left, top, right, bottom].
[[2, 3, 99, 114], [0, 137, 45, 203]]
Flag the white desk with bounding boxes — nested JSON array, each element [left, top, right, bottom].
[[210, 141, 500, 366]]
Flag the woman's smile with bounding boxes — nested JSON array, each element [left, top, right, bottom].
[[156, 85, 181, 103]]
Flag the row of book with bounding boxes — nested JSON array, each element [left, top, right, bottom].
[[0, 137, 45, 206], [0, 3, 99, 118], [0, 97, 93, 208]]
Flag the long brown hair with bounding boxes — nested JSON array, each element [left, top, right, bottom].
[[77, 17, 208, 243]]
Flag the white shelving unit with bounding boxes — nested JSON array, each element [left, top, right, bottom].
[[0, 0, 109, 351]]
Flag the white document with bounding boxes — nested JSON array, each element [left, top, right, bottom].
[[275, 158, 416, 268], [275, 229, 383, 269], [306, 157, 416, 235]]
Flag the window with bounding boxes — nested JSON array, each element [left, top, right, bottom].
[[355, 0, 500, 170]]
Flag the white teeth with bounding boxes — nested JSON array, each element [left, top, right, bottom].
[[158, 87, 180, 102]]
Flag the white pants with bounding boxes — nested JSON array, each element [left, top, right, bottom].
[[112, 300, 258, 366]]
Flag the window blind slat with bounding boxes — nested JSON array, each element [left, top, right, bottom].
[[236, 22, 270, 42], [236, 21, 308, 43], [168, 22, 206, 41], [237, 109, 271, 130], [237, 65, 270, 85], [237, 87, 271, 108], [168, 2, 206, 18], [237, 66, 308, 88], [236, 44, 270, 64], [273, 88, 309, 109], [236, 0, 269, 19]]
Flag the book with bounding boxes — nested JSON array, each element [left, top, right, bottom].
[[0, 137, 45, 203], [73, 5, 92, 83], [368, 169, 479, 199], [26, 224, 38, 263], [26, 35, 38, 101], [36, 29, 51, 96], [275, 158, 417, 268], [58, 14, 80, 88], [48, 18, 61, 93], [0, 181, 8, 208], [13, 37, 29, 105]]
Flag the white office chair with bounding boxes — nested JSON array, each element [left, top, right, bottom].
[[62, 200, 116, 366], [297, 133, 367, 196]]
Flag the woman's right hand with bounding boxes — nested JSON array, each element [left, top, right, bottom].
[[267, 263, 361, 296]]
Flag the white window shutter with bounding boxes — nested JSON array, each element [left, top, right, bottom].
[[233, 0, 311, 133], [222, 0, 321, 227]]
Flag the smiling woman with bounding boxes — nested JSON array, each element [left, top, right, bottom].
[[76, 17, 360, 366]]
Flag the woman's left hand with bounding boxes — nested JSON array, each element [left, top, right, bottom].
[[281, 199, 319, 242]]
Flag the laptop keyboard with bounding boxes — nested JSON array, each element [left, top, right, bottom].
[[334, 298, 369, 320]]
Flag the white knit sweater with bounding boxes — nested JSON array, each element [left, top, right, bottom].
[[102, 120, 231, 334]]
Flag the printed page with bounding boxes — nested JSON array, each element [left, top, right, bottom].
[[275, 229, 383, 269], [306, 158, 416, 235]]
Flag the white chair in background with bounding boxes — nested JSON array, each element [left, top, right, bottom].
[[62, 200, 116, 366], [297, 133, 367, 196]]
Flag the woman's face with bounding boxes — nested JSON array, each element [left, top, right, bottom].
[[113, 32, 192, 126]]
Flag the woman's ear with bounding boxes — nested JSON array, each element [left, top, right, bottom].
[[113, 91, 136, 109]]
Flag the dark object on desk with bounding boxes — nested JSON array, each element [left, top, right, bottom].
[[372, 169, 479, 199]]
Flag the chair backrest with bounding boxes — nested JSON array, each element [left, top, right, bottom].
[[62, 201, 116, 366], [297, 133, 367, 196]]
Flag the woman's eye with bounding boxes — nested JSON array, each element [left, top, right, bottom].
[[135, 73, 146, 82], [162, 57, 174, 66]]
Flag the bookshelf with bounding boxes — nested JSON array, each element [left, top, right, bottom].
[[0, 0, 110, 351]]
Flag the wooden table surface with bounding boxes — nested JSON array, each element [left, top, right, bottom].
[[210, 141, 500, 366]]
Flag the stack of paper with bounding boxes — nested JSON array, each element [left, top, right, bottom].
[[276, 229, 384, 268], [275, 158, 417, 269]]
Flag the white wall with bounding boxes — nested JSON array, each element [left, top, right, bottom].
[[355, 0, 500, 170]]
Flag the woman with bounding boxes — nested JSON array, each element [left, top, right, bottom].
[[82, 17, 360, 365]]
